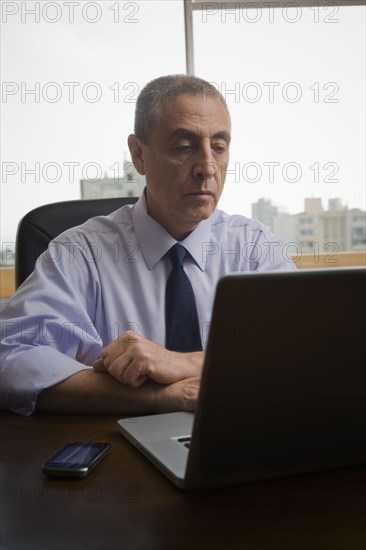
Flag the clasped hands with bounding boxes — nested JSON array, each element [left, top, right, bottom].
[[93, 330, 203, 389]]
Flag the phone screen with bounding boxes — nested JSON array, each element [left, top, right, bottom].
[[43, 441, 111, 477]]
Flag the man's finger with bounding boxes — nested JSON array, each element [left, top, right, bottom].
[[122, 361, 148, 388], [92, 358, 107, 371]]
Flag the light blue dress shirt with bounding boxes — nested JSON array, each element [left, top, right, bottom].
[[0, 193, 296, 415]]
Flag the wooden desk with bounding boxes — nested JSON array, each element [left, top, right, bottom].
[[1, 412, 365, 550]]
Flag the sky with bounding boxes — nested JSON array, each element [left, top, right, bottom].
[[1, 1, 365, 246]]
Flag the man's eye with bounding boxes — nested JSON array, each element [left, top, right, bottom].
[[213, 145, 226, 154], [175, 145, 192, 152]]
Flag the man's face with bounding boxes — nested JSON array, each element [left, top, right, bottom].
[[128, 94, 231, 240]]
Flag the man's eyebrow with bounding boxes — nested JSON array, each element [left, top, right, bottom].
[[169, 128, 231, 143], [213, 130, 231, 144]]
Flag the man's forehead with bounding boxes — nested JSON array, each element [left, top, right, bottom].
[[159, 94, 231, 135]]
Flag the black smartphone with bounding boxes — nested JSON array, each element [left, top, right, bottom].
[[42, 441, 111, 478]]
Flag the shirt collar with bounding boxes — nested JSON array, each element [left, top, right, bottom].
[[132, 190, 212, 271]]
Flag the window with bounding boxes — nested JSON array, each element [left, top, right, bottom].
[[1, 0, 365, 258], [1, 0, 186, 254], [190, 1, 365, 251]]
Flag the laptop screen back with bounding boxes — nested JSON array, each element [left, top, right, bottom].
[[185, 268, 366, 489]]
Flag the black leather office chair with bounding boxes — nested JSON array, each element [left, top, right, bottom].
[[15, 197, 139, 288]]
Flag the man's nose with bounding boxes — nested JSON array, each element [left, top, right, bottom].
[[192, 149, 218, 179]]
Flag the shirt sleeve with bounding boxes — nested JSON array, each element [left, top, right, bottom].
[[0, 241, 102, 415], [249, 223, 298, 272]]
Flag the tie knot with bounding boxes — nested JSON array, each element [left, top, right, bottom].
[[168, 243, 186, 268]]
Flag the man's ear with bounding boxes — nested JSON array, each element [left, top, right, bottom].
[[127, 134, 146, 175]]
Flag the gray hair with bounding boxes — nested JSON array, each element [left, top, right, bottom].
[[134, 74, 230, 144]]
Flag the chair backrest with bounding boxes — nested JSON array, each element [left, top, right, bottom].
[[15, 197, 139, 288]]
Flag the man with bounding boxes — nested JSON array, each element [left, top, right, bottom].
[[0, 75, 295, 416]]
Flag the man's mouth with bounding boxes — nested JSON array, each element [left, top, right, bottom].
[[185, 190, 213, 196]]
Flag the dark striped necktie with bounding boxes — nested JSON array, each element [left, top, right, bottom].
[[165, 243, 202, 352]]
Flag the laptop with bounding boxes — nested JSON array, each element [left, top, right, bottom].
[[118, 267, 366, 490]]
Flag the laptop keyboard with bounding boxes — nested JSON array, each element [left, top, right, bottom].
[[177, 436, 191, 449]]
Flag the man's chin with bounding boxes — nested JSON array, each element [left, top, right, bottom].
[[185, 193, 216, 211], [184, 205, 215, 223]]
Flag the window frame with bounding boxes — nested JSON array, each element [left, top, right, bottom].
[[184, 0, 366, 73]]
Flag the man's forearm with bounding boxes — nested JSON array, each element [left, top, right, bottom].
[[35, 369, 198, 414], [94, 332, 205, 386]]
